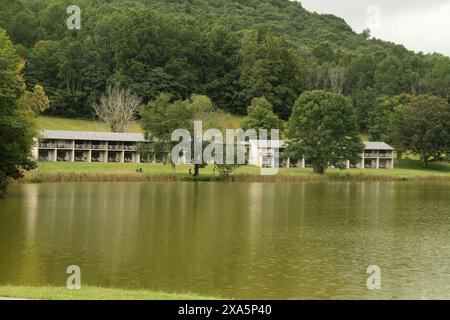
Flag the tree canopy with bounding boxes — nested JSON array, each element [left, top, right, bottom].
[[287, 90, 364, 174], [0, 28, 37, 196], [2, 0, 450, 126], [240, 97, 284, 132], [396, 95, 450, 166]]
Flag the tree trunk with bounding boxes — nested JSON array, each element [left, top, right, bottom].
[[0, 176, 7, 198], [193, 164, 200, 177], [312, 163, 326, 175], [421, 156, 428, 168]]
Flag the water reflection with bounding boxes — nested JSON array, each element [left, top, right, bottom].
[[0, 181, 450, 299]]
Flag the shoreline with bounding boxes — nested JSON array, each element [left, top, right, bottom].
[[10, 160, 450, 185], [16, 171, 450, 184]]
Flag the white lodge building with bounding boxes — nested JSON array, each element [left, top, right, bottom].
[[34, 130, 152, 164], [33, 130, 394, 169], [247, 140, 394, 169]]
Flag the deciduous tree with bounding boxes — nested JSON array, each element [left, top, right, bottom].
[[240, 97, 284, 132], [396, 95, 450, 167], [0, 29, 37, 196], [93, 86, 143, 133], [287, 90, 364, 174]]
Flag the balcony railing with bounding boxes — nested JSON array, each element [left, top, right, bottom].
[[108, 145, 123, 150], [91, 145, 107, 150], [56, 144, 73, 149], [39, 143, 56, 149], [75, 144, 91, 150], [364, 153, 393, 158]]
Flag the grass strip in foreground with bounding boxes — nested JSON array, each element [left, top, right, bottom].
[[0, 285, 220, 300]]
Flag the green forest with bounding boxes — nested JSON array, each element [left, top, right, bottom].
[[2, 0, 450, 124]]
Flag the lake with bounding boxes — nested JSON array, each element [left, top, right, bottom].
[[0, 181, 449, 299]]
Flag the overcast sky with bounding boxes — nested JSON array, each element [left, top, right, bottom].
[[297, 0, 450, 56]]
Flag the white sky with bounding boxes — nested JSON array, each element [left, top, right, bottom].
[[297, 0, 450, 56]]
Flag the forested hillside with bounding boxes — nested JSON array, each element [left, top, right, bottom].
[[1, 0, 450, 126]]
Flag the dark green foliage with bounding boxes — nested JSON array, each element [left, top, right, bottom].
[[1, 0, 450, 125], [287, 90, 364, 174], [139, 93, 195, 171], [0, 29, 37, 196], [240, 97, 284, 132], [396, 95, 450, 166], [239, 27, 303, 119], [351, 88, 378, 131]]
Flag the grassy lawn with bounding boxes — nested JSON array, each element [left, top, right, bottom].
[[0, 285, 218, 300], [22, 158, 450, 183], [37, 116, 143, 133], [37, 114, 244, 133], [34, 162, 183, 174]]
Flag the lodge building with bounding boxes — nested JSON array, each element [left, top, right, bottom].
[[247, 140, 394, 169], [33, 130, 394, 169]]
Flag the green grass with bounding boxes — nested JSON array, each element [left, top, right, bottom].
[[37, 114, 245, 133], [18, 158, 450, 184], [37, 116, 143, 133], [34, 162, 181, 174], [0, 285, 219, 300]]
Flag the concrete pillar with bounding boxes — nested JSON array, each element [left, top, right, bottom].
[[104, 151, 108, 163], [286, 157, 290, 168], [87, 150, 92, 163], [300, 157, 306, 169], [376, 157, 380, 169], [361, 156, 365, 169], [32, 138, 39, 160], [120, 151, 125, 163], [136, 153, 141, 163], [53, 149, 57, 162]]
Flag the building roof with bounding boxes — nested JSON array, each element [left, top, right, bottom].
[[39, 131, 394, 151], [39, 130, 146, 142], [363, 142, 394, 150], [249, 140, 394, 151]]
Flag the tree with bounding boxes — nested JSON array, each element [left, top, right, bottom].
[[93, 86, 143, 133], [312, 42, 335, 64], [0, 29, 37, 196], [374, 55, 406, 95], [240, 97, 284, 132], [396, 95, 450, 167], [351, 88, 378, 131], [367, 95, 411, 159], [346, 54, 376, 94], [1, 0, 443, 121], [423, 55, 450, 100], [18, 85, 50, 115], [139, 93, 195, 173], [239, 27, 303, 119], [287, 90, 364, 174], [361, 28, 371, 40], [328, 65, 346, 95]]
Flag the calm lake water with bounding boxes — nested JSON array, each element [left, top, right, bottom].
[[1, 181, 450, 299]]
